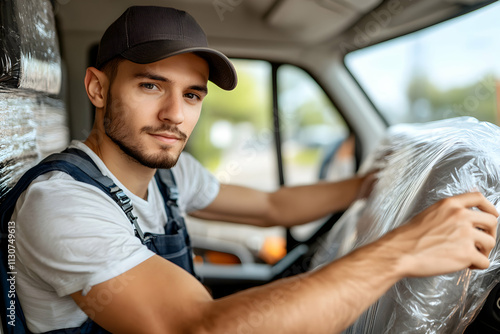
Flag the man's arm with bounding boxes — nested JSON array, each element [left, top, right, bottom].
[[190, 175, 370, 227], [72, 192, 498, 334]]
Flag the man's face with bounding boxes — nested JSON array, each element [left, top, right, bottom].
[[103, 53, 209, 169]]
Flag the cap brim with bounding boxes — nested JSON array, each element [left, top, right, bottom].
[[121, 41, 237, 90]]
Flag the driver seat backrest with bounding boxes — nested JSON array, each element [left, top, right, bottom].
[[311, 117, 500, 333]]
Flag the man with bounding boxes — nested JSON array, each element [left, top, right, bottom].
[[9, 6, 498, 334]]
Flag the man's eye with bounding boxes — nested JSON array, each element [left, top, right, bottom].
[[141, 83, 158, 90], [185, 93, 200, 101]]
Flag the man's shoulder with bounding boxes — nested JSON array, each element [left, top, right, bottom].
[[16, 167, 120, 218]]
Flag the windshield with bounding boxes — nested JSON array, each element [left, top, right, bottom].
[[345, 2, 500, 125]]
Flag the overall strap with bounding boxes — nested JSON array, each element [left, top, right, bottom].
[[153, 169, 198, 279], [154, 169, 183, 223], [60, 149, 146, 240]]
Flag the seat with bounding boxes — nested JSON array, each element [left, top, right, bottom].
[[311, 117, 500, 333]]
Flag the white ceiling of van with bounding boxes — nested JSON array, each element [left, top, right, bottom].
[[55, 0, 495, 55], [255, 0, 381, 43], [55, 0, 382, 45]]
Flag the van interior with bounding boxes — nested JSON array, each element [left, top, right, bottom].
[[1, 0, 500, 332]]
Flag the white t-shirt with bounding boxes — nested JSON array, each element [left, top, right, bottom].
[[12, 141, 220, 333]]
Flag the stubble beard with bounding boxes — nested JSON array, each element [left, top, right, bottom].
[[103, 91, 188, 169]]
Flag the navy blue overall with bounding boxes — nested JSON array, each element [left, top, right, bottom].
[[0, 148, 197, 333]]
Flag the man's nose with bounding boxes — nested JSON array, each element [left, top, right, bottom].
[[158, 95, 184, 124]]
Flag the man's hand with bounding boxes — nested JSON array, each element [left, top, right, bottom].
[[355, 170, 379, 200], [382, 192, 499, 278]]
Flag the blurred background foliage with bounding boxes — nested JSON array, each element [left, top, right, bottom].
[[406, 73, 497, 124], [186, 60, 271, 171]]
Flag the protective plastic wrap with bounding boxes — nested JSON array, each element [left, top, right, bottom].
[[311, 117, 500, 333], [0, 87, 69, 201], [0, 0, 61, 94], [0, 0, 67, 201]]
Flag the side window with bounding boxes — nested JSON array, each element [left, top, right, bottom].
[[277, 65, 355, 240], [185, 59, 355, 264], [278, 64, 353, 184], [188, 59, 277, 190], [186, 59, 286, 265]]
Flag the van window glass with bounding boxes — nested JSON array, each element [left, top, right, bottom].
[[185, 59, 286, 265], [188, 59, 277, 190], [278, 65, 352, 184], [277, 65, 354, 240], [345, 2, 500, 125]]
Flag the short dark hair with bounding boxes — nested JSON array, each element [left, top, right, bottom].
[[100, 56, 125, 84]]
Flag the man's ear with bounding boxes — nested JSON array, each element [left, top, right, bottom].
[[84, 67, 109, 109]]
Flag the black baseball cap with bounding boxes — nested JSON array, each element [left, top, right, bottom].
[[96, 6, 237, 90]]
